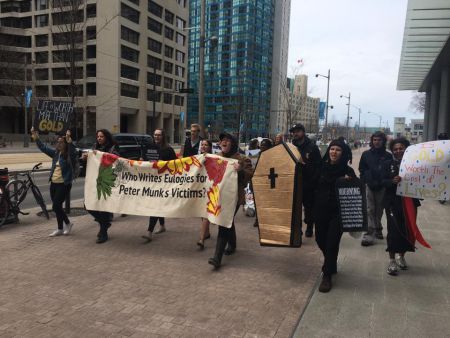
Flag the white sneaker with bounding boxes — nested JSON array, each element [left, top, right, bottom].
[[49, 229, 63, 237], [396, 256, 408, 270], [154, 226, 166, 234], [63, 222, 73, 235], [387, 260, 399, 276]]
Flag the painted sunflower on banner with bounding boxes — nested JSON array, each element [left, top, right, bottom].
[[207, 185, 222, 216], [153, 156, 202, 175]]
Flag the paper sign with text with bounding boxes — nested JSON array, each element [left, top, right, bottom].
[[84, 151, 238, 227], [34, 100, 73, 134], [397, 141, 450, 200]]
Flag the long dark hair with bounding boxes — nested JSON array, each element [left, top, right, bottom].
[[56, 135, 69, 160], [201, 139, 212, 154], [389, 137, 410, 152], [370, 131, 387, 149], [95, 129, 115, 149], [155, 128, 168, 149]]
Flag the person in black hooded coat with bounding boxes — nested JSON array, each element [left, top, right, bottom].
[[314, 139, 356, 293]]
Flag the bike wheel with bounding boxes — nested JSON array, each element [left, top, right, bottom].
[[6, 179, 27, 205], [31, 185, 49, 219], [0, 188, 11, 226]]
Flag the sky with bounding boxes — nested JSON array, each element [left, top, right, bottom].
[[287, 0, 423, 129]]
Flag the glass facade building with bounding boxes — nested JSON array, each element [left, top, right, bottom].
[[187, 0, 274, 139]]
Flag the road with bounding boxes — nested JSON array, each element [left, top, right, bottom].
[[14, 171, 85, 210]]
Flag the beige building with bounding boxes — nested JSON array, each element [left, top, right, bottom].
[[0, 0, 189, 143]]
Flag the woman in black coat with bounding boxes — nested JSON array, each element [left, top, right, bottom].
[[314, 139, 356, 293], [383, 137, 418, 276]]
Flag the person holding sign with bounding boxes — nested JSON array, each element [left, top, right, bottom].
[[208, 132, 253, 268], [31, 127, 76, 237], [383, 138, 420, 276], [314, 140, 356, 292], [84, 129, 119, 244]]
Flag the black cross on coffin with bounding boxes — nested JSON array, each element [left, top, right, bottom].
[[267, 167, 278, 189]]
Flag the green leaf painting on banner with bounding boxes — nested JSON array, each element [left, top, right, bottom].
[[96, 166, 117, 200]]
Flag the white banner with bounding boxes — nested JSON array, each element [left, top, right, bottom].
[[397, 141, 450, 200], [84, 151, 238, 227]]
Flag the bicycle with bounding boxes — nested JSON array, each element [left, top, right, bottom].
[[0, 163, 49, 226]]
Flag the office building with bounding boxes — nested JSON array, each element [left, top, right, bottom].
[[394, 117, 406, 138], [0, 0, 189, 143]]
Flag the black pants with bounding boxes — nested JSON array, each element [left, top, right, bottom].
[[88, 210, 112, 233], [50, 182, 71, 230], [148, 217, 165, 232], [303, 190, 315, 226], [315, 213, 343, 276], [216, 205, 240, 249]]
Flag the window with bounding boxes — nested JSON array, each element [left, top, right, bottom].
[[53, 31, 83, 45], [121, 83, 139, 98], [86, 64, 96, 77], [148, 37, 162, 53], [35, 85, 49, 97], [163, 93, 172, 104], [176, 32, 185, 46], [53, 67, 83, 80], [35, 34, 48, 47], [35, 14, 48, 27], [35, 51, 48, 64], [121, 45, 139, 63], [128, 0, 139, 5], [121, 26, 139, 45], [52, 85, 83, 97], [164, 61, 173, 74], [176, 0, 186, 7], [176, 16, 185, 29], [86, 4, 96, 18], [87, 82, 96, 96], [87, 45, 96, 59], [35, 68, 48, 80], [164, 26, 174, 40], [174, 95, 184, 106], [86, 26, 96, 40], [148, 0, 162, 18], [175, 65, 184, 77], [147, 55, 161, 70], [147, 72, 161, 86], [164, 45, 173, 58], [175, 50, 185, 63], [121, 3, 139, 24], [165, 10, 174, 24], [147, 89, 161, 102], [174, 80, 184, 91], [163, 77, 172, 89], [148, 17, 162, 34], [121, 64, 139, 80], [35, 0, 48, 10], [52, 50, 83, 62]]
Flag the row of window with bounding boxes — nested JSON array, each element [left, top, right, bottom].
[[121, 44, 185, 64], [33, 64, 96, 80], [121, 64, 185, 88], [33, 46, 96, 63], [121, 83, 185, 105], [121, 24, 186, 47], [34, 83, 96, 97], [34, 4, 96, 27]]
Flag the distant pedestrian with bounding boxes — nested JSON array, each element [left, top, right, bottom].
[[290, 123, 322, 238], [314, 139, 355, 292], [274, 133, 284, 145], [181, 124, 203, 157], [197, 140, 213, 249], [143, 128, 177, 241], [208, 132, 253, 268], [85, 129, 119, 244], [383, 138, 419, 276], [359, 131, 392, 246], [31, 127, 76, 237]]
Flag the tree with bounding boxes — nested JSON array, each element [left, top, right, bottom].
[[409, 92, 425, 113]]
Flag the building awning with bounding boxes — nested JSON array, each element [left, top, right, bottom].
[[397, 0, 450, 91]]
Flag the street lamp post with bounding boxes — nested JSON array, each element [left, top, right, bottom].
[[315, 69, 331, 139], [340, 92, 351, 140], [198, 0, 206, 134], [368, 111, 382, 129]]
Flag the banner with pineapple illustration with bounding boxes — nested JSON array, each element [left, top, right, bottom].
[[84, 151, 239, 227]]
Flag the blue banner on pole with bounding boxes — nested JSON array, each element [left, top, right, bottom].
[[319, 101, 326, 120], [180, 111, 185, 122], [25, 88, 32, 108]]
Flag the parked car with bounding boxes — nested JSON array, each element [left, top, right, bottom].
[[75, 133, 153, 176]]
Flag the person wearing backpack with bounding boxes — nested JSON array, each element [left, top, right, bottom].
[[31, 127, 76, 236]]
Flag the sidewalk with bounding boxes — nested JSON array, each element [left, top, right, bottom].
[[0, 201, 321, 337], [293, 195, 450, 337]]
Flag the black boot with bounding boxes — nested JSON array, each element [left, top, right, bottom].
[[224, 225, 236, 255], [305, 224, 314, 237], [208, 236, 227, 268], [318, 274, 332, 293], [96, 223, 109, 244]]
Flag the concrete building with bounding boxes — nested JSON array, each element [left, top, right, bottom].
[[187, 0, 290, 140], [286, 75, 320, 134], [397, 0, 450, 141], [0, 0, 189, 143], [394, 117, 406, 138], [409, 118, 424, 143]]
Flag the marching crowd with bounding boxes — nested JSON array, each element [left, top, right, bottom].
[[30, 122, 425, 294]]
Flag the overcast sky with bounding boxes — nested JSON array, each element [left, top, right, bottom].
[[287, 0, 422, 129]]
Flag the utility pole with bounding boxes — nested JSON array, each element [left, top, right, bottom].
[[325, 69, 330, 137], [152, 66, 156, 132], [198, 0, 206, 134]]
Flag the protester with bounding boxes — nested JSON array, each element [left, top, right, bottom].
[[181, 123, 203, 157], [359, 131, 392, 246], [314, 139, 356, 292], [84, 129, 119, 243], [208, 132, 253, 268], [197, 139, 212, 249], [143, 128, 177, 241], [31, 127, 76, 237], [248, 138, 259, 151], [274, 133, 284, 145], [383, 138, 419, 275], [290, 123, 322, 238]]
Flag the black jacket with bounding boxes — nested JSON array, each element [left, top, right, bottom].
[[358, 147, 392, 191], [182, 137, 202, 157], [293, 137, 322, 191], [143, 144, 176, 161]]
